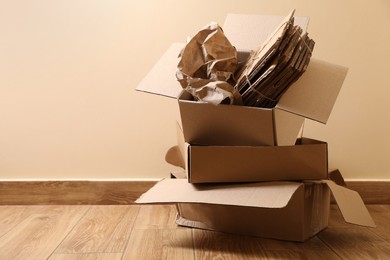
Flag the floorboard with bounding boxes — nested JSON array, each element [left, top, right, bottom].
[[0, 206, 89, 259], [259, 236, 340, 259], [0, 206, 39, 238], [132, 204, 179, 230], [123, 205, 194, 259], [123, 229, 195, 259], [318, 228, 390, 259], [0, 204, 389, 259], [193, 229, 267, 260], [54, 205, 139, 254], [366, 205, 390, 240], [48, 253, 123, 260]]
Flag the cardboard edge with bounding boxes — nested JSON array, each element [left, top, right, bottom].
[[188, 138, 328, 183], [222, 10, 313, 53], [175, 213, 210, 230], [329, 169, 346, 186], [174, 183, 316, 242], [170, 171, 187, 179], [136, 179, 303, 209], [134, 179, 165, 204], [164, 122, 188, 173], [135, 42, 185, 99], [165, 146, 185, 169], [273, 109, 305, 146], [323, 180, 376, 228], [175, 121, 186, 159], [277, 59, 349, 124]]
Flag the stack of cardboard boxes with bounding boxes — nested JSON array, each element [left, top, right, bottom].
[[135, 13, 375, 241]]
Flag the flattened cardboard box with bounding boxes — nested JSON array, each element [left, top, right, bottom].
[[136, 179, 375, 242], [136, 14, 348, 146], [166, 123, 328, 183]]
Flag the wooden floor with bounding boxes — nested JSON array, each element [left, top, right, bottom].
[[0, 204, 389, 259]]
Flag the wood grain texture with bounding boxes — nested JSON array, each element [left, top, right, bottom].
[[0, 181, 156, 205], [54, 205, 139, 254], [123, 204, 194, 259], [0, 206, 39, 237], [319, 228, 390, 259], [318, 204, 390, 259], [259, 236, 339, 259], [345, 181, 390, 204], [133, 204, 179, 230], [192, 229, 339, 259], [193, 229, 267, 260], [0, 180, 389, 205], [124, 229, 194, 259], [366, 205, 390, 240], [0, 206, 89, 260], [0, 204, 389, 259], [48, 253, 123, 260]]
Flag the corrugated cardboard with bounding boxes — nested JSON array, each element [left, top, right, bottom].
[[136, 179, 375, 242], [223, 13, 310, 52], [136, 13, 348, 146], [166, 123, 328, 183]]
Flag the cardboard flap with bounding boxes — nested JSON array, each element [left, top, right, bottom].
[[277, 59, 348, 124], [165, 146, 185, 169], [328, 169, 347, 186], [324, 180, 376, 227], [170, 171, 187, 179], [165, 122, 187, 169], [136, 179, 302, 208], [136, 42, 184, 98], [273, 109, 305, 146], [175, 121, 186, 161], [223, 12, 310, 52]]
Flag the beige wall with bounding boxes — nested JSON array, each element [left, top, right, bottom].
[[1, 0, 389, 180]]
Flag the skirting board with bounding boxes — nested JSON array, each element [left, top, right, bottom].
[[0, 180, 389, 205], [0, 181, 156, 205]]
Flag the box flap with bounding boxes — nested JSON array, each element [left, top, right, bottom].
[[223, 12, 310, 52], [328, 169, 347, 186], [324, 180, 376, 227], [136, 179, 302, 208], [223, 12, 348, 124], [175, 121, 186, 161], [170, 171, 187, 179], [165, 122, 187, 169], [135, 42, 184, 98], [273, 109, 305, 145], [276, 59, 348, 124], [165, 146, 185, 168]]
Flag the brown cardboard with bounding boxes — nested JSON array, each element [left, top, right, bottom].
[[233, 10, 314, 109], [137, 179, 303, 207], [178, 88, 302, 146], [276, 59, 348, 123], [223, 13, 310, 52], [324, 180, 375, 227], [136, 179, 375, 241], [136, 43, 347, 146], [136, 42, 300, 146], [166, 123, 328, 183]]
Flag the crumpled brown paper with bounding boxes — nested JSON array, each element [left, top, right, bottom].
[[176, 22, 242, 105]]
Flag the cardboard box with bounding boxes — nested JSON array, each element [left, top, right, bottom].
[[136, 179, 375, 242], [136, 14, 349, 146], [166, 124, 328, 183]]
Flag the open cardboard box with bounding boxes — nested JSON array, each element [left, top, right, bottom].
[[166, 123, 328, 183], [136, 13, 349, 146], [136, 179, 375, 242]]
